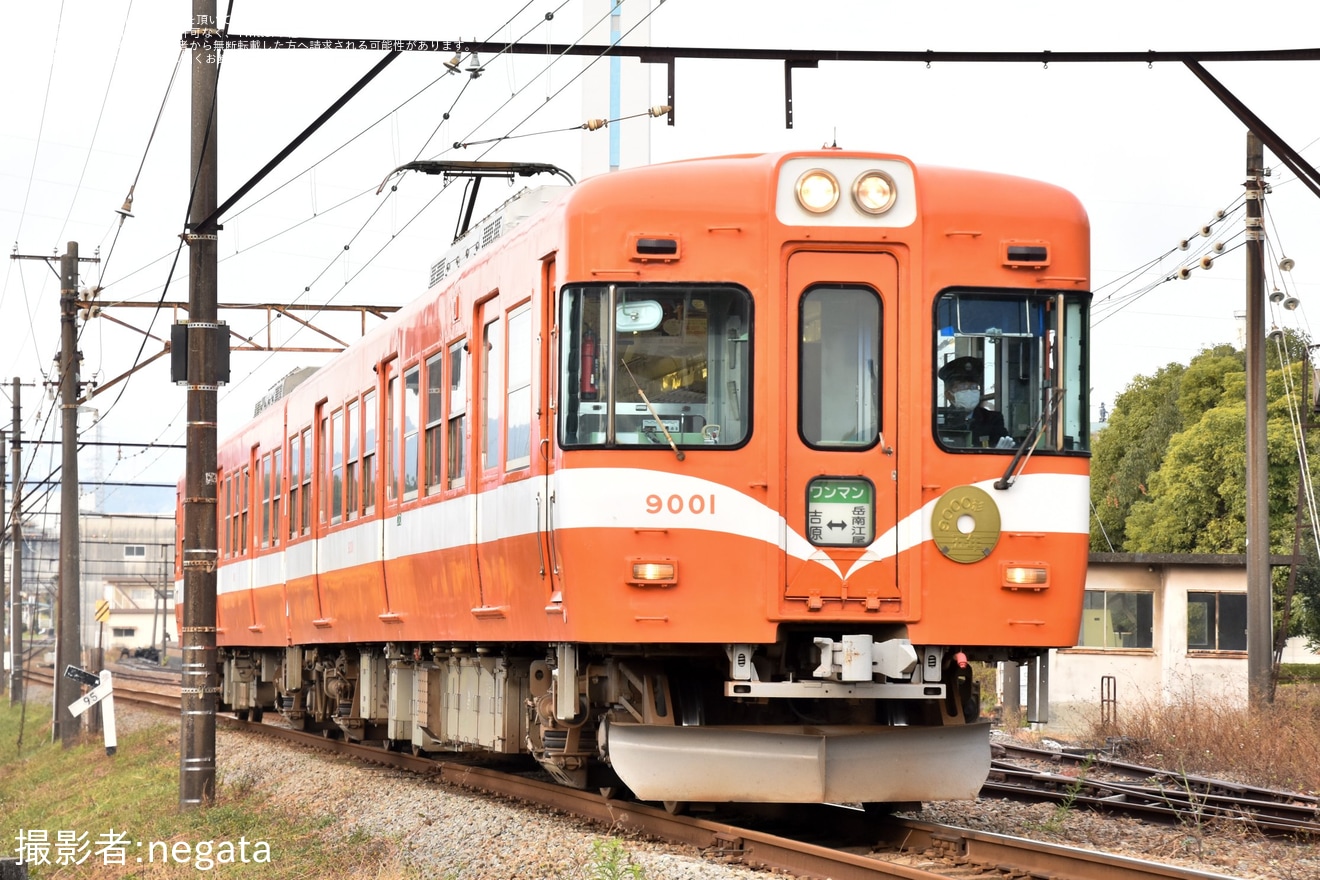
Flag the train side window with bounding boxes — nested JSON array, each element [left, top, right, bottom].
[[222, 474, 232, 558], [318, 411, 328, 524], [425, 352, 444, 490], [362, 391, 377, 513], [271, 447, 282, 547], [330, 408, 344, 524], [240, 465, 250, 555], [482, 317, 503, 471], [448, 340, 467, 488], [346, 398, 360, 520], [300, 427, 312, 534], [403, 365, 421, 499], [288, 434, 300, 539], [232, 474, 240, 556], [506, 304, 532, 470], [260, 452, 272, 548], [799, 285, 881, 448], [386, 375, 397, 502]]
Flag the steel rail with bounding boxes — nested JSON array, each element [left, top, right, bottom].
[[13, 671, 1257, 878]]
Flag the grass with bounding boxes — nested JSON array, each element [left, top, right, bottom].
[[1070, 681, 1320, 795], [0, 698, 419, 879]]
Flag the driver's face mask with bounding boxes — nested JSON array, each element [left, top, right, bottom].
[[951, 388, 981, 410]]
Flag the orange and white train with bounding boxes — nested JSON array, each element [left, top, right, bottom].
[[180, 149, 1091, 806]]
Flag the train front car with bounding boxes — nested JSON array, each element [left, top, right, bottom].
[[550, 151, 1090, 805]]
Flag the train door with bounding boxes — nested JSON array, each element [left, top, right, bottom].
[[471, 297, 506, 613], [784, 251, 902, 611], [540, 258, 563, 607]]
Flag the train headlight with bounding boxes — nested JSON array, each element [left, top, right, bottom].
[[795, 169, 840, 213], [852, 170, 897, 215], [628, 559, 677, 587], [1002, 565, 1049, 591]]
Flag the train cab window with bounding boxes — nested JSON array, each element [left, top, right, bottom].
[[934, 289, 1089, 453], [560, 285, 751, 449], [506, 305, 532, 470], [799, 285, 881, 448], [448, 341, 467, 487]]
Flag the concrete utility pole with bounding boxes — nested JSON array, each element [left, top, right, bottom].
[[54, 242, 83, 746], [180, 0, 221, 808], [10, 380, 22, 704], [1245, 132, 1273, 707], [0, 428, 6, 699]]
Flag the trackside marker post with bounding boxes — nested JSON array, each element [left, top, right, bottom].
[[64, 666, 117, 756]]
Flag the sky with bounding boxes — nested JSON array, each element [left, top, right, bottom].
[[1, 0, 1318, 514]]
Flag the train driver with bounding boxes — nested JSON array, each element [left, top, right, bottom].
[[939, 356, 1008, 447]]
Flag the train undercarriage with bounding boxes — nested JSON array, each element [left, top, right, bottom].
[[218, 630, 1007, 804]]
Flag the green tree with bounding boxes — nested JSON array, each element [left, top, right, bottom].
[[1091, 332, 1320, 645], [1089, 362, 1186, 551]]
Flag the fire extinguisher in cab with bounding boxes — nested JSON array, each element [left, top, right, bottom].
[[580, 328, 599, 400]]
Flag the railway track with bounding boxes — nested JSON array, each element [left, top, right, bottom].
[[988, 742, 1320, 836], [22, 668, 1260, 879]]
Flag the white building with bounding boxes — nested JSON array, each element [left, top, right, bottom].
[[1022, 553, 1319, 734]]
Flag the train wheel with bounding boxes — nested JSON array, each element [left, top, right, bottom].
[[663, 801, 687, 815], [235, 709, 250, 722], [250, 706, 264, 723]]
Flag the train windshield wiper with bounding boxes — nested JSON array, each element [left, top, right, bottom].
[[994, 386, 1061, 491], [621, 359, 685, 462]]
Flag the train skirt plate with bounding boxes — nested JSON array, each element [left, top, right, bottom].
[[606, 721, 991, 803]]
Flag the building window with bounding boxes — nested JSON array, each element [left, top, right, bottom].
[[1188, 591, 1247, 651], [112, 627, 136, 639], [123, 545, 146, 558], [1079, 590, 1154, 648]]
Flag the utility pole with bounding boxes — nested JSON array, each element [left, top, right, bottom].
[[54, 242, 83, 746], [181, 0, 221, 808], [0, 427, 6, 699], [10, 379, 22, 704], [1245, 132, 1273, 707]]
